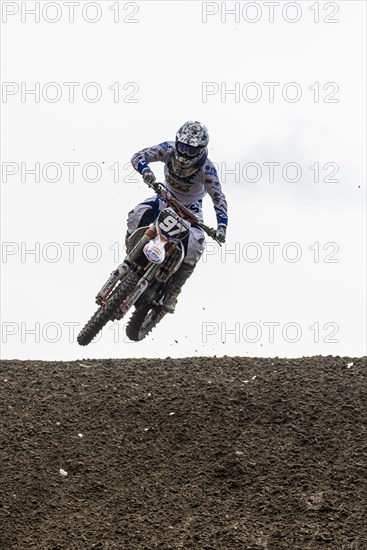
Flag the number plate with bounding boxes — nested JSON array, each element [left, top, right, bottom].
[[157, 208, 190, 241]]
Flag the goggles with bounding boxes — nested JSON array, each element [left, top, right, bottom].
[[176, 141, 203, 158]]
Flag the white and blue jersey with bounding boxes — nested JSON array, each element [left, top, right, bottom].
[[131, 141, 228, 227]]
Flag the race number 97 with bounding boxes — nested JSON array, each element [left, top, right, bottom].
[[159, 215, 186, 237]]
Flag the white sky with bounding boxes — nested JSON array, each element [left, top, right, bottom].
[[1, 1, 366, 360]]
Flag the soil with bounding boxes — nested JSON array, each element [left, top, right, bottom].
[[0, 355, 366, 550]]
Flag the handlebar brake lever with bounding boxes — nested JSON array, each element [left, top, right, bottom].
[[197, 222, 223, 246]]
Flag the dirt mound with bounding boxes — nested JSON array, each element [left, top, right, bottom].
[[1, 356, 366, 549]]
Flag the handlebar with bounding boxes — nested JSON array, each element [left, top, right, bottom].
[[147, 181, 222, 245]]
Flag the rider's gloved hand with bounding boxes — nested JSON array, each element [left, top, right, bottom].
[[142, 167, 156, 186], [216, 225, 226, 243]]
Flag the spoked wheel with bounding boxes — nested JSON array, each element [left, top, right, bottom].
[[77, 272, 139, 346], [125, 304, 167, 341]]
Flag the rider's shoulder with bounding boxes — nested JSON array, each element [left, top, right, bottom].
[[158, 141, 175, 152], [202, 158, 218, 178]]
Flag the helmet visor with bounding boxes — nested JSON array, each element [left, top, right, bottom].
[[176, 141, 203, 158]]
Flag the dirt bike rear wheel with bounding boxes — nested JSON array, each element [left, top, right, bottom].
[[125, 304, 167, 342], [77, 272, 139, 346]]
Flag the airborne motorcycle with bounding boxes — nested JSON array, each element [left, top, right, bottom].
[[77, 182, 222, 345]]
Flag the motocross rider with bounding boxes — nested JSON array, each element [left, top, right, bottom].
[[128, 121, 228, 314]]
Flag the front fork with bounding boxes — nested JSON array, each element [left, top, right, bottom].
[[95, 226, 156, 305], [113, 262, 161, 320], [95, 263, 129, 305]]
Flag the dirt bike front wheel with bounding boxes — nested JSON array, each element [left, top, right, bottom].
[[77, 271, 139, 346], [125, 304, 167, 342]]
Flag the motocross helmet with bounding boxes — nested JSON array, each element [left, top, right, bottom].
[[172, 121, 209, 178]]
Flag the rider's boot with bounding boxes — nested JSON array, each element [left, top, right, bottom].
[[163, 263, 195, 314]]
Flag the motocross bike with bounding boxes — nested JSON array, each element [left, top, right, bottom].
[[77, 182, 222, 344]]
